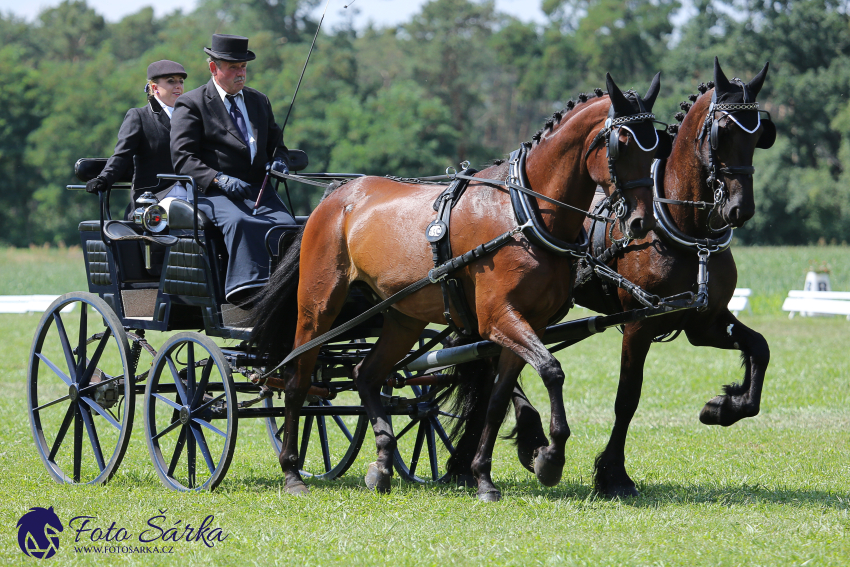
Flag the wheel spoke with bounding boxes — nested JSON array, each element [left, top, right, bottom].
[[76, 304, 88, 377], [152, 415, 183, 441], [187, 418, 196, 489], [190, 359, 213, 408], [190, 423, 217, 475], [48, 404, 75, 461], [79, 405, 105, 472], [191, 417, 226, 438], [186, 343, 196, 401], [165, 355, 189, 405], [36, 353, 72, 386], [330, 414, 353, 443], [33, 393, 71, 412], [192, 392, 226, 416], [395, 416, 420, 441], [167, 426, 187, 477], [408, 422, 426, 478], [79, 328, 112, 388], [80, 397, 121, 430], [152, 393, 183, 411], [73, 403, 83, 482], [430, 416, 455, 454], [52, 312, 77, 382], [316, 416, 332, 473], [298, 415, 314, 469], [426, 419, 439, 480]]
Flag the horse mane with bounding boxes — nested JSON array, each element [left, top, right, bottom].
[[667, 80, 715, 136], [528, 87, 608, 147]]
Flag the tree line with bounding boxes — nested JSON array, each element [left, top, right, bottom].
[[1, 0, 848, 246]]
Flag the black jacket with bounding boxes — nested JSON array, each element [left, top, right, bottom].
[[170, 79, 288, 191], [99, 101, 175, 204]]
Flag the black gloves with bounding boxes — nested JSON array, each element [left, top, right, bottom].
[[267, 158, 289, 176], [86, 176, 109, 194], [215, 173, 252, 200]]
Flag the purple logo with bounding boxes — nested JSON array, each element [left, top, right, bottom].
[[17, 507, 63, 559]]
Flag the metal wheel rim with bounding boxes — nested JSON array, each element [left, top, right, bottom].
[[144, 333, 237, 492], [27, 292, 134, 485]]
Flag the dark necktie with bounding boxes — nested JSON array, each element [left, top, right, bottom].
[[226, 94, 249, 146]]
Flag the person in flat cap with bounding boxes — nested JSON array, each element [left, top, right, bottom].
[[171, 33, 295, 306], [87, 60, 189, 212]]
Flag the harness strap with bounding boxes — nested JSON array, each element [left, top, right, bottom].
[[257, 221, 528, 380]]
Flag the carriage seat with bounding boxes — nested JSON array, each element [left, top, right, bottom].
[[75, 158, 133, 183]]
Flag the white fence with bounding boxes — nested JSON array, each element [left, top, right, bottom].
[[0, 295, 75, 314], [781, 290, 850, 319]]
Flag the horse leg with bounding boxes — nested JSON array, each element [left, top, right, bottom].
[[594, 324, 652, 497], [470, 350, 526, 501], [353, 311, 427, 493], [479, 318, 571, 490], [511, 385, 549, 473], [687, 310, 769, 426]]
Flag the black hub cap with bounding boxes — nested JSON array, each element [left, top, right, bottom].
[[179, 406, 191, 425], [68, 383, 79, 402]]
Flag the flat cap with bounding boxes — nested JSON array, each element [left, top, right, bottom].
[[147, 60, 187, 80]]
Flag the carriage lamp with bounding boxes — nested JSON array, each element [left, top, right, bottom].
[[132, 192, 169, 233]]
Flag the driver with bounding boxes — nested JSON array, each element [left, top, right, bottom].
[[171, 34, 295, 306]]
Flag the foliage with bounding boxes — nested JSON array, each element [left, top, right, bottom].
[[0, 0, 848, 245]]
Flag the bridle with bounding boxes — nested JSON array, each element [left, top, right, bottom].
[[655, 82, 774, 236], [585, 94, 670, 244]]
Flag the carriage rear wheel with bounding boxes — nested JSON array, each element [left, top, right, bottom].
[[144, 333, 237, 491], [27, 292, 134, 485], [264, 340, 369, 480], [386, 330, 460, 484]]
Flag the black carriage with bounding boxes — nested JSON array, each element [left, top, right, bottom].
[[27, 154, 694, 492]]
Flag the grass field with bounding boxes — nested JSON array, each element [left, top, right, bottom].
[[0, 246, 848, 565]]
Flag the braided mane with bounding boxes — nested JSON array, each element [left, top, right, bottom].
[[667, 80, 715, 135]]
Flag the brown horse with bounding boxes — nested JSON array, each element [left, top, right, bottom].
[[499, 58, 775, 497], [252, 73, 666, 501]]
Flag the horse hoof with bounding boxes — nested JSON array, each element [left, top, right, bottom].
[[477, 490, 501, 503], [699, 395, 747, 427], [364, 462, 392, 494], [285, 481, 310, 496], [533, 448, 564, 487]]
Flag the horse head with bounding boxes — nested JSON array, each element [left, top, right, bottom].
[[686, 57, 772, 230], [586, 72, 668, 240]]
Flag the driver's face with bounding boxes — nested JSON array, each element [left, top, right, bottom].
[[211, 60, 247, 95]]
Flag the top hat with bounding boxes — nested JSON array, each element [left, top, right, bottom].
[[204, 34, 256, 62], [147, 60, 187, 80]]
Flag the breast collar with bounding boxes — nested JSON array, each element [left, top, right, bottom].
[[508, 146, 589, 258]]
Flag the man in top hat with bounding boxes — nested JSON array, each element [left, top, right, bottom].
[[171, 34, 295, 305]]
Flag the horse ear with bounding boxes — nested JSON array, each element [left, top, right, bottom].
[[606, 73, 631, 114], [748, 61, 770, 99], [714, 56, 732, 94], [643, 72, 661, 111]]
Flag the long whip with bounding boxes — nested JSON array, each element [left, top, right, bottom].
[[254, 0, 333, 213]]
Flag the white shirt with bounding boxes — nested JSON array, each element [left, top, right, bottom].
[[153, 96, 174, 119], [212, 79, 257, 162]]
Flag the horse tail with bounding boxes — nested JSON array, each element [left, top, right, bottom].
[[249, 227, 304, 362], [439, 334, 498, 476]]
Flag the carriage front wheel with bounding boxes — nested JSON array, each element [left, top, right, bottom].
[[144, 333, 237, 491], [27, 292, 135, 485]]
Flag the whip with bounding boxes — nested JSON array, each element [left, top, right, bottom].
[[253, 0, 333, 214]]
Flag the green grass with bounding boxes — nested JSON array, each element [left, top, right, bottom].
[[1, 247, 849, 565]]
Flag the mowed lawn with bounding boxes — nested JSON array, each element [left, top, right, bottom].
[[0, 246, 848, 566]]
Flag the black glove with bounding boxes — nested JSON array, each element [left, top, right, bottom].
[[86, 176, 108, 194], [215, 173, 252, 200], [267, 158, 289, 176]]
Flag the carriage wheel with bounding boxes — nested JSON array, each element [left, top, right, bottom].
[[144, 333, 237, 491], [386, 330, 460, 483], [264, 342, 368, 480], [27, 292, 134, 485]]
